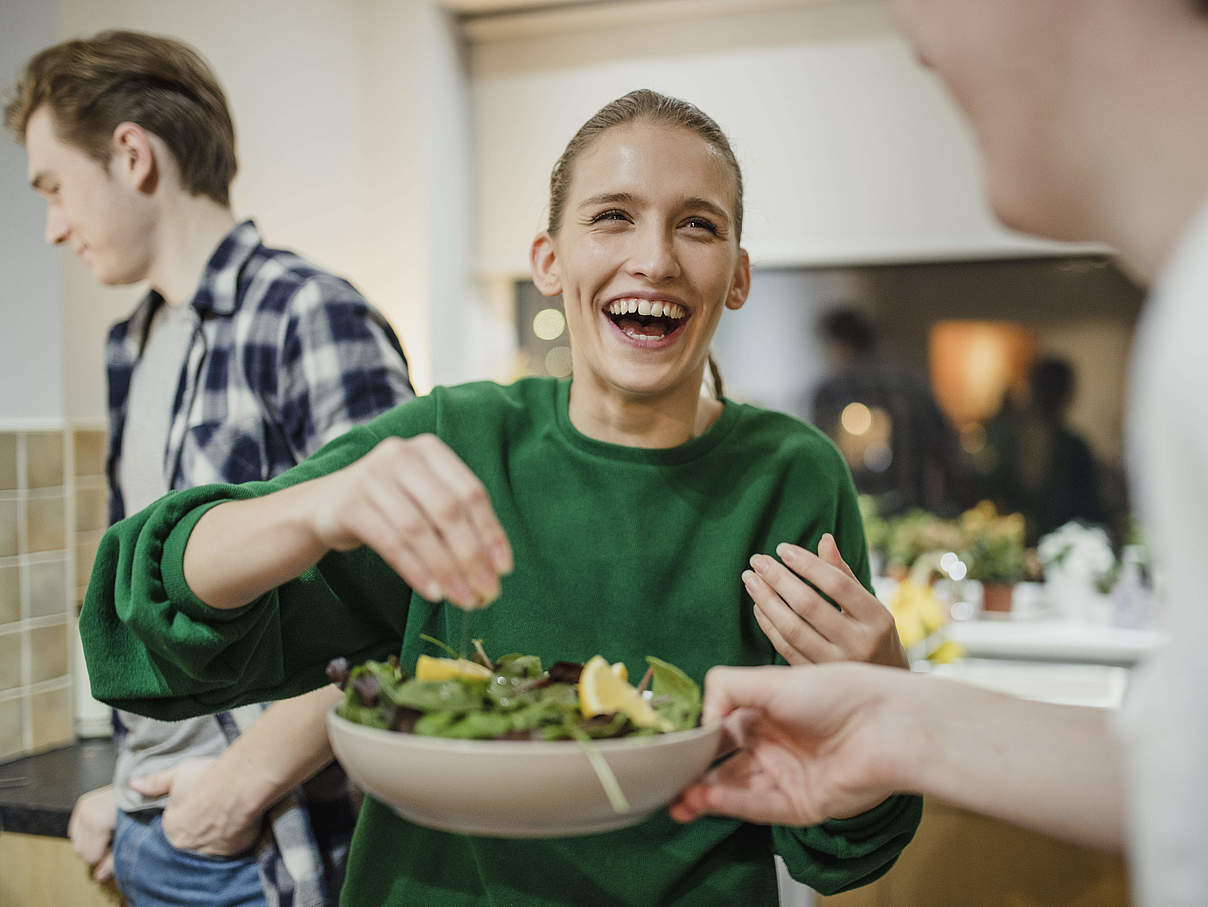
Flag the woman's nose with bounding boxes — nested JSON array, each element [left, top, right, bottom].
[[626, 225, 680, 282]]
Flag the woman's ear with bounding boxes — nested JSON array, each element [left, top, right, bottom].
[[110, 121, 157, 194], [726, 248, 751, 311], [530, 231, 562, 297]]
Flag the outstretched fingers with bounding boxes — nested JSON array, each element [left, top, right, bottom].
[[776, 536, 881, 622]]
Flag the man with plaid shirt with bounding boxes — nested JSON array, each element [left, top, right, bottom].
[[7, 31, 413, 906]]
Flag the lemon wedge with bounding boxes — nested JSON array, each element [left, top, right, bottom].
[[578, 655, 670, 731], [414, 654, 492, 682]]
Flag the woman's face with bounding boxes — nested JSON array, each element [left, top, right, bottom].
[[531, 121, 749, 403]]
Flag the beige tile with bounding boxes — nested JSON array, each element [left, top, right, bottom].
[[0, 434, 16, 491], [24, 432, 65, 489], [0, 632, 22, 691], [74, 484, 108, 533], [25, 494, 66, 553], [0, 565, 18, 625], [31, 686, 73, 751], [76, 536, 101, 590], [27, 559, 67, 620], [29, 623, 67, 684], [0, 697, 22, 760], [0, 498, 16, 558], [73, 429, 107, 478]]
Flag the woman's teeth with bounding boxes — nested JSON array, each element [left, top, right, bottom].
[[605, 298, 686, 319]]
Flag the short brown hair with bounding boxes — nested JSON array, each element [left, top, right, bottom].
[[547, 89, 744, 242], [4, 30, 237, 206]]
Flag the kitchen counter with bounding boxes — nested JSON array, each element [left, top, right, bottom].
[[0, 739, 115, 837], [921, 657, 1129, 709]]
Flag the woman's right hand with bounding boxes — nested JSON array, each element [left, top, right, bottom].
[[309, 434, 513, 610]]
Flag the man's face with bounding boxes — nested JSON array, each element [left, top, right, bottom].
[[24, 105, 155, 285], [887, 0, 1089, 238]]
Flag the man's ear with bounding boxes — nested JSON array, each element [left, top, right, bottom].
[[726, 248, 751, 311], [530, 231, 562, 297], [110, 121, 157, 194]]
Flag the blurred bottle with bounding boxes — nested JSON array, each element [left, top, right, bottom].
[[1112, 544, 1151, 629]]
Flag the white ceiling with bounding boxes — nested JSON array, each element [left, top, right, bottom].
[[439, 0, 609, 13]]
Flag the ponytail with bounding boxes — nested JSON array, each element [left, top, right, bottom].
[[707, 354, 725, 401]]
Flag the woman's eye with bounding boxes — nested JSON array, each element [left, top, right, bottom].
[[589, 209, 631, 225], [683, 217, 719, 235]]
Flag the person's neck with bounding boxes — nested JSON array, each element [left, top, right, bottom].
[[1082, 21, 1208, 283], [146, 197, 238, 306], [567, 370, 722, 449]]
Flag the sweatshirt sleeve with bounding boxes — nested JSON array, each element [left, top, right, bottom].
[[79, 410, 424, 721], [772, 794, 924, 894]]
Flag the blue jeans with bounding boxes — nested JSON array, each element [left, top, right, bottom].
[[113, 810, 267, 907]]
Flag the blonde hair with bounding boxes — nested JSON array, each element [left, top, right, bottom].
[[547, 89, 744, 241]]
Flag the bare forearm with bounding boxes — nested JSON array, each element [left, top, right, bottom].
[[890, 677, 1124, 850], [215, 686, 344, 818], [183, 480, 327, 610]]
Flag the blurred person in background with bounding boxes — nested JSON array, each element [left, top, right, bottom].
[[810, 306, 963, 515], [982, 355, 1106, 541], [674, 1, 1208, 903], [6, 30, 414, 906]]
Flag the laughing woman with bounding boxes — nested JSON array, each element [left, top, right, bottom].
[[80, 90, 920, 905]]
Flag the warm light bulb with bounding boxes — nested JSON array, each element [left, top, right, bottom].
[[841, 402, 873, 436], [532, 308, 566, 341]]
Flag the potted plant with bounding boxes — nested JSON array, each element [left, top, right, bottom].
[[959, 502, 1027, 612], [883, 509, 966, 580], [1037, 521, 1118, 623]]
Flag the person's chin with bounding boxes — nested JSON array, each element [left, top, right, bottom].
[[92, 265, 140, 288]]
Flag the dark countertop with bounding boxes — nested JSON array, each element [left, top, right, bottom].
[[0, 739, 115, 838]]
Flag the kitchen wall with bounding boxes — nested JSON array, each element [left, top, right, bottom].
[[0, 0, 76, 760], [467, 0, 1099, 279], [0, 431, 81, 760], [0, 2, 63, 422]]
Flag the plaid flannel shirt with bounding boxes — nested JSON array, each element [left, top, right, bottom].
[[106, 221, 414, 906]]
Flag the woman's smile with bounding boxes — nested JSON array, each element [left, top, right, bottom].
[[601, 293, 691, 349]]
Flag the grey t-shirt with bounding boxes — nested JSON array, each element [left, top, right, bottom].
[[113, 302, 229, 812]]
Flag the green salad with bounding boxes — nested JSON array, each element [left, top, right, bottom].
[[327, 636, 702, 742]]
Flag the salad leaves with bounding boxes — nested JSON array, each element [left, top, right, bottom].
[[329, 642, 702, 742]]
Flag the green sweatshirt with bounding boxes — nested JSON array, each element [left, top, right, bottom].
[[81, 377, 921, 904]]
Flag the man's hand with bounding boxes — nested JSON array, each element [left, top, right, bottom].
[[68, 785, 116, 881], [670, 663, 901, 826], [746, 533, 908, 669], [129, 758, 262, 856]]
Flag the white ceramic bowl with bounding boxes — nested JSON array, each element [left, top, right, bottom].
[[327, 707, 722, 837]]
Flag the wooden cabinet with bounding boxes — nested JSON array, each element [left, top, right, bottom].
[[818, 798, 1130, 907], [0, 832, 123, 906]]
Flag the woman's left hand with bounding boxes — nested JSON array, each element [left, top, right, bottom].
[[746, 533, 908, 669]]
